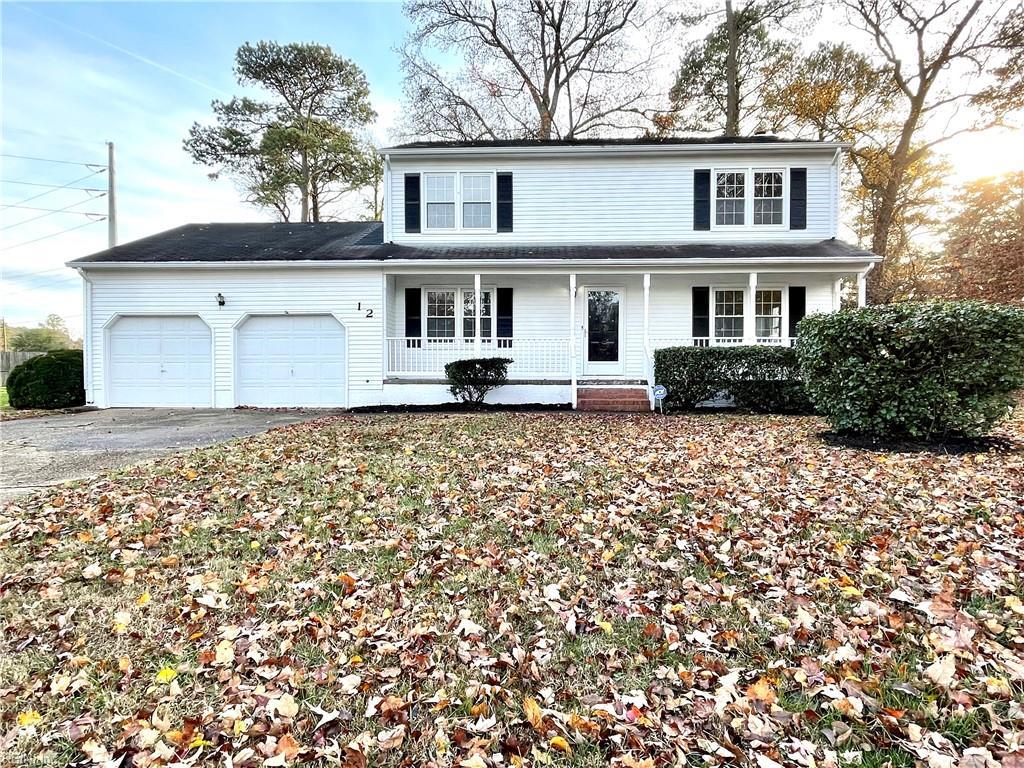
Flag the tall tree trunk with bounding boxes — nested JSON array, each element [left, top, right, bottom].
[[299, 150, 310, 223], [724, 0, 740, 137]]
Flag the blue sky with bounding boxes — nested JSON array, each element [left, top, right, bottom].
[[2, 2, 1021, 336], [1, 1, 409, 334]]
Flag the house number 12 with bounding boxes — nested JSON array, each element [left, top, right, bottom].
[[357, 302, 373, 318]]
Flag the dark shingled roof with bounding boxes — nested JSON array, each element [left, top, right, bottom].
[[386, 135, 827, 150], [72, 222, 385, 263], [71, 222, 878, 265]]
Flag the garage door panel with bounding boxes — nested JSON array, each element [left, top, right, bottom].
[[236, 315, 346, 408], [108, 316, 212, 407]]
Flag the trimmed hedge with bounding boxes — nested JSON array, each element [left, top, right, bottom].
[[796, 301, 1024, 439], [444, 357, 512, 404], [6, 349, 85, 409], [653, 345, 812, 413]]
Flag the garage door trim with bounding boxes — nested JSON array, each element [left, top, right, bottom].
[[232, 312, 349, 408], [102, 312, 214, 407]]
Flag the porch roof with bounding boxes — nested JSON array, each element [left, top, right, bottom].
[[70, 222, 879, 267]]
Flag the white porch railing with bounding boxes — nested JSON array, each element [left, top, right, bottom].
[[387, 337, 571, 378], [649, 336, 797, 350]]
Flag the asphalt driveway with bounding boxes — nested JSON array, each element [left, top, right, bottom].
[[0, 408, 333, 501]]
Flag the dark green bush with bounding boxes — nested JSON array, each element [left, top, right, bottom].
[[444, 357, 512, 404], [653, 345, 812, 413], [796, 301, 1024, 439], [6, 349, 85, 409]]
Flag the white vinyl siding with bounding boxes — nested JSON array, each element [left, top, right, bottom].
[[390, 150, 837, 245]]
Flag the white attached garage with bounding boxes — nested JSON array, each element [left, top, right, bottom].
[[235, 314, 347, 408], [107, 315, 213, 407]]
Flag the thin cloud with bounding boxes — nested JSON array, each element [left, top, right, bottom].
[[16, 4, 230, 98]]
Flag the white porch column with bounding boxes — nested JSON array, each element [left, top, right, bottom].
[[744, 272, 757, 344], [568, 273, 577, 407], [473, 273, 482, 357], [643, 273, 653, 410]]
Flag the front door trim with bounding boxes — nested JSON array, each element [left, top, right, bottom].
[[582, 285, 625, 376]]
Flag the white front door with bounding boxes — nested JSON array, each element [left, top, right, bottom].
[[107, 315, 212, 407], [236, 315, 347, 407], [583, 287, 624, 376]]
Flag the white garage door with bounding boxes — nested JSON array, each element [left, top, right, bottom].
[[236, 315, 347, 407], [108, 316, 212, 407]]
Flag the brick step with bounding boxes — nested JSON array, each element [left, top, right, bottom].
[[577, 401, 650, 412], [576, 387, 650, 412]]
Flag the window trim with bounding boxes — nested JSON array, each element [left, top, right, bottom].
[[420, 170, 499, 234], [423, 287, 458, 340], [708, 284, 790, 342], [754, 287, 784, 340], [421, 284, 498, 340], [710, 167, 790, 231], [422, 172, 457, 232], [711, 286, 746, 341]]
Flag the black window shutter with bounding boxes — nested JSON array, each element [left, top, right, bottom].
[[789, 168, 807, 230], [404, 174, 421, 233], [693, 170, 711, 231], [788, 286, 806, 337], [404, 287, 422, 337], [692, 286, 710, 340], [496, 287, 513, 337], [496, 173, 513, 232]]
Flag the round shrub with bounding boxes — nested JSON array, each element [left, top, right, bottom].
[[6, 349, 85, 409], [796, 301, 1024, 439], [444, 357, 512, 404]]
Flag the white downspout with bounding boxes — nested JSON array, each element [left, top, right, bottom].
[[78, 268, 94, 405], [857, 263, 875, 307], [383, 153, 391, 242]]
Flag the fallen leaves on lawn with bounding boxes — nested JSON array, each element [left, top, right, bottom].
[[1, 410, 1022, 767]]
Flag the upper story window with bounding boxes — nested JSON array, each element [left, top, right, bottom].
[[753, 171, 784, 225], [462, 174, 492, 229], [424, 174, 456, 230], [713, 168, 788, 228], [715, 172, 746, 226], [419, 171, 497, 233]]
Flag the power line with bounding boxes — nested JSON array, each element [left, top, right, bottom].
[[0, 196, 106, 232], [1, 178, 105, 190], [1, 170, 106, 207], [0, 152, 106, 169], [3, 200, 105, 214], [0, 218, 105, 252]]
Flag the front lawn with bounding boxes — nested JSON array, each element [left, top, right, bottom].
[[1, 413, 1022, 767]]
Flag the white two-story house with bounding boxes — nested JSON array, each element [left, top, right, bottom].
[[68, 136, 879, 411]]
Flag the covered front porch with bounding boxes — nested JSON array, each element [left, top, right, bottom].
[[382, 266, 872, 404]]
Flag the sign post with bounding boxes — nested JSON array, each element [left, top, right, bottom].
[[652, 384, 667, 414]]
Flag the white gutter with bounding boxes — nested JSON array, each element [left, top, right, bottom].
[[380, 141, 852, 159], [68, 255, 881, 271]]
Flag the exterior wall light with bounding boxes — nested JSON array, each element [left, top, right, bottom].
[[216, 293, 226, 306]]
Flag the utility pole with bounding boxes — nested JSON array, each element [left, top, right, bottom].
[[107, 141, 117, 247]]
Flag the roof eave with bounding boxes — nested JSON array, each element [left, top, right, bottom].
[[379, 141, 852, 158], [69, 254, 880, 270]]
